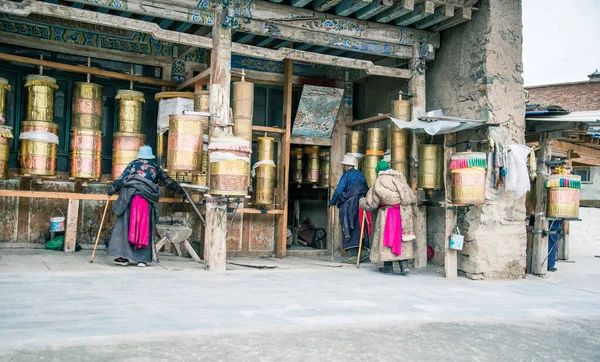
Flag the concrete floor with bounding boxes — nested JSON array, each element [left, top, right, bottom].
[[1, 209, 600, 361]]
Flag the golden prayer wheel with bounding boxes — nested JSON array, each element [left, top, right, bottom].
[[391, 161, 409, 177], [390, 126, 410, 176], [418, 144, 443, 189], [209, 137, 251, 196], [0, 136, 9, 179], [112, 132, 146, 179], [24, 75, 58, 123], [451, 167, 486, 204], [21, 121, 59, 135], [547, 188, 580, 218], [290, 147, 303, 183], [355, 154, 364, 171], [0, 78, 10, 124], [71, 82, 103, 130], [366, 128, 385, 153], [363, 154, 382, 187], [318, 150, 330, 189], [19, 132, 58, 176], [257, 136, 275, 161], [346, 131, 364, 154], [254, 136, 276, 205], [233, 117, 253, 142], [115, 89, 145, 133], [69, 128, 102, 179], [391, 99, 411, 121], [167, 114, 206, 172], [194, 90, 210, 112], [232, 80, 254, 142], [303, 146, 320, 184]]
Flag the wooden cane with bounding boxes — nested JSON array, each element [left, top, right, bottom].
[[356, 210, 367, 269], [90, 198, 111, 263]]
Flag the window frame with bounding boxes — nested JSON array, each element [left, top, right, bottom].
[[573, 166, 593, 184]]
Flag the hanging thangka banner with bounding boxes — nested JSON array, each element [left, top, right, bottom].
[[292, 85, 344, 138]]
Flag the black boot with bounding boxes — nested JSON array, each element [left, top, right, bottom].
[[400, 260, 410, 275], [379, 261, 393, 274]]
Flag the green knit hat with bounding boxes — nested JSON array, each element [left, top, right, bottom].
[[375, 159, 390, 175]]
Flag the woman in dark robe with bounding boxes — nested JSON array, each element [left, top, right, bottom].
[[107, 145, 183, 267]]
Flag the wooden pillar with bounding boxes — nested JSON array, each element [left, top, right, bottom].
[[532, 133, 551, 275], [558, 221, 570, 260], [443, 133, 457, 278], [63, 199, 80, 253], [204, 6, 232, 271], [409, 43, 428, 269], [275, 59, 293, 258]]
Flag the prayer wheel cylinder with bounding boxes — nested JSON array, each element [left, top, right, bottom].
[[24, 75, 58, 123], [194, 90, 210, 112], [21, 121, 59, 135], [254, 137, 276, 206], [354, 154, 364, 171], [167, 114, 206, 173], [547, 188, 580, 219], [199, 143, 208, 186], [390, 125, 410, 176], [69, 128, 102, 179], [71, 82, 103, 130], [0, 136, 9, 179], [363, 154, 382, 187], [451, 167, 486, 204], [232, 80, 254, 142], [19, 132, 58, 176], [0, 78, 10, 124], [209, 137, 251, 196], [418, 145, 443, 189], [303, 146, 320, 184], [346, 131, 364, 154], [366, 128, 385, 153], [115, 90, 145, 133], [112, 132, 146, 179], [291, 147, 303, 183], [391, 99, 411, 121], [318, 150, 330, 189]]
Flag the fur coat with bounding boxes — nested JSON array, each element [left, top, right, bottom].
[[359, 170, 416, 263]]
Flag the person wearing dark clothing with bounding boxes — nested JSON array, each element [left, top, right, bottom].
[[547, 220, 562, 272], [107, 145, 183, 267], [330, 153, 370, 264]]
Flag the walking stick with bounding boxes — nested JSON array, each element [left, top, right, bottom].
[[90, 197, 111, 263], [356, 210, 367, 269], [329, 209, 335, 262]]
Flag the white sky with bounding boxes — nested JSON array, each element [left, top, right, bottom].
[[522, 0, 600, 86]]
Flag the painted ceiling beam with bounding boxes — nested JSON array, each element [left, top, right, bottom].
[[414, 4, 454, 29], [312, 46, 330, 53], [97, 7, 110, 14], [374, 0, 413, 23], [354, 0, 392, 20], [394, 1, 435, 26], [120, 12, 133, 17], [334, 0, 371, 17], [159, 19, 174, 29], [1, 0, 412, 79], [178, 26, 213, 60], [296, 43, 314, 51], [328, 49, 347, 56], [273, 40, 293, 49], [175, 22, 193, 32], [430, 6, 472, 32], [62, 0, 440, 50], [270, 0, 285, 3], [256, 37, 276, 47], [236, 33, 256, 44], [141, 16, 154, 22], [290, 0, 314, 7], [312, 0, 345, 12]]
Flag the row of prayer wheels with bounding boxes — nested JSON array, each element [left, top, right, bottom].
[[112, 90, 146, 179], [290, 146, 329, 188], [0, 78, 12, 179]]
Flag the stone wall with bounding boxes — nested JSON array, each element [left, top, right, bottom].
[[426, 0, 527, 279]]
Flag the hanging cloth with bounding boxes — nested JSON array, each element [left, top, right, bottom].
[[129, 195, 150, 249], [505, 144, 533, 199], [382, 204, 402, 256]]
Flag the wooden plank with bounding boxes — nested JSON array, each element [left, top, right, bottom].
[[552, 140, 600, 159], [252, 126, 286, 135], [355, 0, 393, 20], [531, 133, 551, 276], [276, 59, 294, 258], [409, 42, 428, 269], [63, 199, 79, 253], [414, 4, 454, 30], [558, 221, 570, 260], [375, 0, 414, 23], [0, 53, 177, 87], [204, 7, 232, 272], [431, 6, 472, 32], [334, 0, 372, 16], [347, 114, 391, 128], [290, 136, 333, 147], [176, 68, 211, 91], [313, 0, 345, 12], [394, 1, 435, 26], [443, 133, 457, 278]]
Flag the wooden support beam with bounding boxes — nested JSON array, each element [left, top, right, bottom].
[[276, 59, 294, 258], [178, 27, 213, 60], [204, 6, 232, 272], [334, 0, 372, 16], [0, 52, 177, 87], [63, 199, 80, 253], [375, 0, 414, 23], [552, 140, 600, 159], [558, 221, 570, 260], [290, 136, 333, 147], [347, 114, 390, 127], [252, 126, 286, 134], [414, 4, 454, 29], [443, 133, 458, 278], [313, 0, 345, 12], [355, 0, 393, 20], [237, 33, 256, 44], [176, 68, 211, 91], [394, 1, 435, 26], [532, 133, 551, 276], [431, 6, 472, 32], [290, 0, 313, 7], [409, 42, 428, 269]]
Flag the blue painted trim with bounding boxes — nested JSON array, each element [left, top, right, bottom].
[[355, 2, 391, 20], [274, 40, 293, 49], [269, 0, 285, 3], [159, 19, 174, 29], [256, 37, 275, 47], [72, 2, 84, 9], [375, 2, 413, 23], [290, 0, 313, 7], [97, 7, 110, 14], [141, 16, 154, 21], [119, 12, 133, 18], [296, 43, 313, 51], [334, 0, 370, 17], [237, 33, 256, 44], [175, 23, 193, 32]]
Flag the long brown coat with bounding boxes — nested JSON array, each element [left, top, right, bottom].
[[359, 170, 416, 263]]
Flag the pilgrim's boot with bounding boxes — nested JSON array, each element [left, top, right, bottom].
[[392, 261, 402, 274], [400, 260, 410, 275], [379, 262, 393, 274]]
